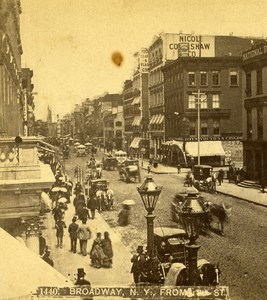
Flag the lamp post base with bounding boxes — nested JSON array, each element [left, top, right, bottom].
[[145, 214, 155, 257], [185, 244, 201, 286]]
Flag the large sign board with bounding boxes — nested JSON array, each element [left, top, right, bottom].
[[165, 34, 215, 60], [134, 48, 149, 73], [243, 43, 267, 61]]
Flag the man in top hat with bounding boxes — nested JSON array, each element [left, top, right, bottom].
[[68, 216, 79, 253], [75, 268, 91, 286], [42, 247, 54, 267], [130, 245, 147, 283]]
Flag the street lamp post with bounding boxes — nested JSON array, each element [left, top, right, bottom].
[[177, 188, 209, 285], [137, 176, 162, 257], [192, 90, 205, 165]]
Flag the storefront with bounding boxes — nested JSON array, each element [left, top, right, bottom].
[[185, 141, 225, 166]]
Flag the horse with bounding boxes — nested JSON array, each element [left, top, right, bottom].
[[204, 201, 232, 235], [198, 259, 221, 286]]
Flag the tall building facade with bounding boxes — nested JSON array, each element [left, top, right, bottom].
[[21, 68, 35, 136], [0, 0, 23, 136], [160, 34, 259, 166], [129, 48, 149, 158], [242, 41, 267, 184], [122, 80, 134, 153]]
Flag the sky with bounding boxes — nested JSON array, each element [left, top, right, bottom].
[[20, 0, 267, 120]]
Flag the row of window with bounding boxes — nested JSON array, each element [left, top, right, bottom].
[[188, 93, 220, 109], [150, 90, 164, 107], [149, 69, 163, 86], [188, 70, 239, 87], [167, 119, 220, 136], [2, 68, 19, 106]]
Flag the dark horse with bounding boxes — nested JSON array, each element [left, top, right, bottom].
[[204, 202, 232, 236]]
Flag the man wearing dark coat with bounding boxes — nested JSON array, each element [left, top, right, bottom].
[[75, 268, 91, 285], [68, 217, 79, 253], [39, 232, 46, 256], [42, 247, 54, 267]]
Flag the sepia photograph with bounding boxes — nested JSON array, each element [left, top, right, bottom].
[[0, 0, 267, 299]]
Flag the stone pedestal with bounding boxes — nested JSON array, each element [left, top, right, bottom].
[[0, 137, 55, 252]]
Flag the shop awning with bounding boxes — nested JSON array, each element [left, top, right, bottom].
[[185, 141, 225, 157], [149, 114, 157, 125], [162, 140, 184, 149], [132, 115, 142, 126], [130, 137, 142, 149], [0, 228, 73, 299], [155, 114, 165, 124], [131, 96, 141, 105]]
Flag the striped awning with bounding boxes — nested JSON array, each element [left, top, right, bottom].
[[132, 115, 142, 126], [149, 114, 157, 124], [130, 137, 142, 149], [131, 96, 141, 105]]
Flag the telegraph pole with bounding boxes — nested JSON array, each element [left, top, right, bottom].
[[192, 90, 205, 165]]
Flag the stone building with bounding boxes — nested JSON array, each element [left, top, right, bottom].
[[0, 0, 23, 136], [21, 68, 35, 136], [242, 41, 267, 183]]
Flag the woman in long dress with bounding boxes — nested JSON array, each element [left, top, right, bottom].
[[89, 232, 106, 268], [101, 231, 113, 268]]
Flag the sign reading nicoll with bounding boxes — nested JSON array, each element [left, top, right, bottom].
[[165, 33, 215, 60]]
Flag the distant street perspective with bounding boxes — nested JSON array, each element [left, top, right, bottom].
[[1, 1, 267, 300]]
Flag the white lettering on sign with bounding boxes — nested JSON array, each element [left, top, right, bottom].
[[166, 34, 215, 59], [243, 45, 267, 61], [136, 48, 149, 73]]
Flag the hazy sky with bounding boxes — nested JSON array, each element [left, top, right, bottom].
[[20, 0, 267, 120]]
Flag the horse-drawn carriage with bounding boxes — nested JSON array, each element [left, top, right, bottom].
[[184, 165, 216, 192], [118, 159, 141, 183], [171, 188, 232, 236], [131, 226, 220, 286], [87, 179, 114, 212], [102, 154, 117, 171]]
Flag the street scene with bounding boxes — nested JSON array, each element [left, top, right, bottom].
[[1, 1, 267, 300]]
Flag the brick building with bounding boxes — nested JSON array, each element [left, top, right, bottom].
[[161, 35, 259, 166]]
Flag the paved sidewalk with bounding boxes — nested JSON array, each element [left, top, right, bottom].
[[42, 197, 133, 287], [141, 160, 267, 207]]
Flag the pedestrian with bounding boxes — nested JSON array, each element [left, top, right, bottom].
[[147, 165, 151, 174], [74, 193, 86, 217], [90, 232, 106, 268], [131, 245, 147, 284], [218, 169, 224, 185], [42, 247, 54, 267], [87, 196, 98, 220], [118, 204, 131, 226], [68, 217, 79, 253], [75, 268, 91, 286], [101, 231, 113, 268], [55, 217, 67, 248], [177, 163, 181, 174], [39, 232, 46, 256], [77, 219, 92, 256], [79, 204, 90, 222]]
